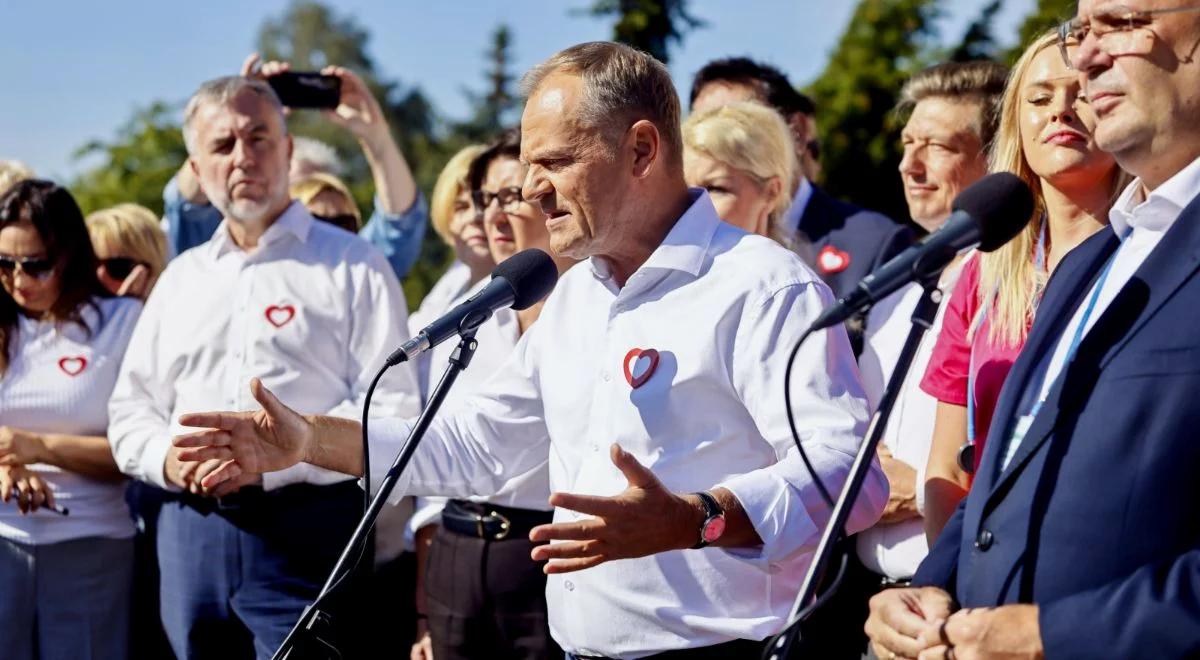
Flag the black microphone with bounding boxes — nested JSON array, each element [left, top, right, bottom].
[[809, 172, 1034, 332], [387, 249, 559, 365]]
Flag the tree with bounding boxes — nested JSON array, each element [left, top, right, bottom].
[[805, 0, 942, 224], [70, 102, 187, 216], [454, 25, 520, 143], [1002, 0, 1077, 63], [580, 0, 706, 63]]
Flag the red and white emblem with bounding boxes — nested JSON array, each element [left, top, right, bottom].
[[623, 348, 660, 389], [817, 245, 851, 274], [265, 304, 296, 328], [58, 356, 88, 376]]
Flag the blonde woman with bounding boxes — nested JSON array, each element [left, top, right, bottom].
[[289, 172, 363, 233], [683, 101, 796, 246], [919, 30, 1130, 542], [85, 203, 169, 300]]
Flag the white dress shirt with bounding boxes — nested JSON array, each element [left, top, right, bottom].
[[406, 280, 552, 542], [0, 297, 141, 545], [109, 202, 422, 491], [1002, 156, 1200, 470], [855, 258, 967, 579], [367, 190, 887, 657]]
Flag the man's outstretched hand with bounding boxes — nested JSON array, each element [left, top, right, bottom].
[[173, 378, 314, 490]]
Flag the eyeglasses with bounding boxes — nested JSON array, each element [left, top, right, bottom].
[[100, 257, 148, 281], [0, 255, 56, 280], [474, 186, 526, 214], [1058, 4, 1200, 69]]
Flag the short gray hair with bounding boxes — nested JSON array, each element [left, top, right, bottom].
[[182, 76, 286, 155], [291, 136, 344, 176], [521, 41, 683, 164]]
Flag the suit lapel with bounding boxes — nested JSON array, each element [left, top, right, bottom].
[[976, 230, 1118, 501], [984, 193, 1200, 505]]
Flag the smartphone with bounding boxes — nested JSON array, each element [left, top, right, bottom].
[[267, 72, 342, 109]]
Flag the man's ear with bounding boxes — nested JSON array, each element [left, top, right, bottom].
[[628, 119, 662, 179]]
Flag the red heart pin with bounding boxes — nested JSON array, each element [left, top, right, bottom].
[[623, 348, 660, 389], [817, 245, 851, 274], [265, 304, 296, 328], [58, 356, 88, 377]]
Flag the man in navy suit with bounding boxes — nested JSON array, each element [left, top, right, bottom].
[[689, 58, 913, 306], [866, 2, 1200, 658]]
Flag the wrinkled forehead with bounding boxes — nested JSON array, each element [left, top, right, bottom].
[[194, 90, 285, 139], [520, 76, 592, 161]]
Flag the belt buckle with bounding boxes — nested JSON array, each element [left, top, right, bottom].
[[488, 510, 511, 540]]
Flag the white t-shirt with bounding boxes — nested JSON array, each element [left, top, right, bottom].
[[0, 296, 141, 545]]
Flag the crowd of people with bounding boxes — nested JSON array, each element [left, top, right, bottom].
[[2, 2, 1200, 658]]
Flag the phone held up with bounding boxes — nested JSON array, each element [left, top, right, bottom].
[[267, 72, 342, 109]]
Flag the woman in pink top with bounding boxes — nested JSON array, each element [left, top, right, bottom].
[[920, 29, 1132, 543]]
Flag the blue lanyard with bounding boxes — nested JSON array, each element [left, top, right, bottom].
[[1026, 226, 1131, 418], [965, 221, 1049, 445]]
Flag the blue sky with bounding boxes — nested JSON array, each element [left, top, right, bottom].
[[1, 0, 1035, 181]]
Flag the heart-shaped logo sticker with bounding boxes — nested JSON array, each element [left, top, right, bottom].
[[817, 245, 851, 274], [58, 356, 88, 377], [623, 348, 660, 389], [265, 304, 296, 328]]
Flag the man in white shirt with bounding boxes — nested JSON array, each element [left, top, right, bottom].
[[108, 76, 421, 659], [868, 2, 1200, 658], [174, 41, 887, 659]]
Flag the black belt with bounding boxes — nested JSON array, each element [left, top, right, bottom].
[[440, 499, 552, 541], [569, 637, 767, 659]]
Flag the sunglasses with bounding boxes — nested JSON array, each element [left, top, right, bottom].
[[0, 255, 56, 280], [101, 257, 147, 281], [312, 213, 361, 233]]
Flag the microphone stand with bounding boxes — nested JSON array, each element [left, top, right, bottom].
[[273, 328, 481, 660], [769, 274, 945, 659]]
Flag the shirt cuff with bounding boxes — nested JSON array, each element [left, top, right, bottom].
[[717, 470, 818, 565], [140, 437, 179, 492], [262, 463, 311, 491], [375, 191, 426, 224], [363, 416, 415, 505], [919, 374, 968, 406]]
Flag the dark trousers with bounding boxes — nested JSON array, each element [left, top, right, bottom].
[[127, 481, 174, 660], [798, 544, 903, 659], [426, 505, 560, 660], [157, 480, 367, 660]]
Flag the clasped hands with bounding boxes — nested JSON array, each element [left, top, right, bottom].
[[173, 379, 709, 573], [865, 586, 1043, 660]]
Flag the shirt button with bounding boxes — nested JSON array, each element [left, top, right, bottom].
[[601, 371, 611, 382], [975, 529, 994, 551], [564, 580, 575, 591]]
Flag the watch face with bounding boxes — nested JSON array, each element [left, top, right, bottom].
[[701, 515, 726, 543]]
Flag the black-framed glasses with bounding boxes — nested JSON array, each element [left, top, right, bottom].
[[0, 255, 56, 280], [473, 186, 526, 214], [1058, 4, 1200, 68], [100, 257, 148, 281], [312, 213, 361, 233]]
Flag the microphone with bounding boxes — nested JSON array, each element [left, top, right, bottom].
[[387, 248, 559, 365], [809, 172, 1034, 332]]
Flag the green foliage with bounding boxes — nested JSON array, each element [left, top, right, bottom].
[[580, 0, 706, 63], [454, 25, 519, 143], [70, 102, 187, 216], [1002, 0, 1077, 63], [806, 0, 942, 224]]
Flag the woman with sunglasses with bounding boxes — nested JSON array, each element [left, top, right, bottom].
[[86, 203, 169, 300], [409, 128, 576, 660], [0, 180, 142, 659], [919, 30, 1131, 543]]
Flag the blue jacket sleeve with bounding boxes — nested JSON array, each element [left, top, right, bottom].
[[1037, 550, 1200, 657], [162, 175, 223, 259], [358, 191, 429, 280], [912, 500, 964, 594]]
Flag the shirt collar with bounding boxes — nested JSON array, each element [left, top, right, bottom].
[[207, 201, 313, 258], [589, 188, 719, 283], [1110, 154, 1200, 237]]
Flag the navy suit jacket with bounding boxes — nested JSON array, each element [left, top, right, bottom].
[[913, 191, 1200, 657], [791, 185, 914, 300]]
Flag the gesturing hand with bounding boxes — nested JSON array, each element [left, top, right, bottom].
[[528, 444, 701, 574], [173, 378, 314, 491]]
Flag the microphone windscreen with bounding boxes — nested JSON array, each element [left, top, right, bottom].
[[952, 172, 1035, 252], [492, 248, 559, 310]]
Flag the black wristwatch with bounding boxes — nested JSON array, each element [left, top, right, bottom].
[[691, 491, 727, 549]]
